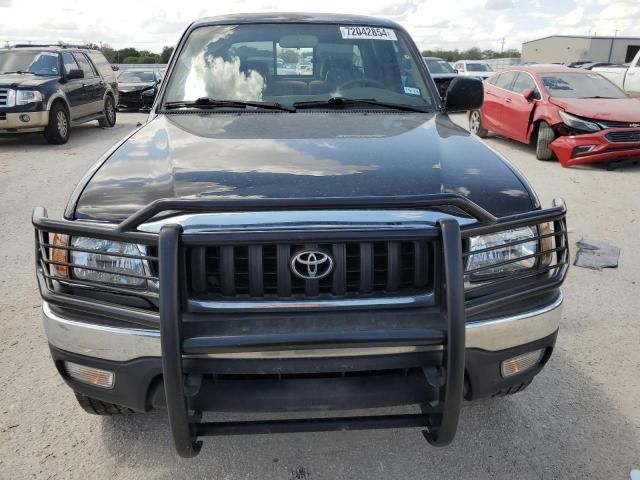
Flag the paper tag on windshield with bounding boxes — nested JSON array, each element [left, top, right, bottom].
[[340, 26, 397, 41]]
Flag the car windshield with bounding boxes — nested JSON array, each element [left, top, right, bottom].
[[0, 50, 59, 76], [424, 59, 456, 74], [118, 71, 156, 82], [540, 72, 626, 99], [466, 63, 493, 72], [164, 23, 436, 110]]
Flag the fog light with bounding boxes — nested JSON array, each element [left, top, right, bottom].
[[19, 114, 31, 123], [64, 361, 114, 389], [500, 349, 543, 377], [572, 145, 596, 157]]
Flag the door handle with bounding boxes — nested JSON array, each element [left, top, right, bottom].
[[505, 98, 512, 103]]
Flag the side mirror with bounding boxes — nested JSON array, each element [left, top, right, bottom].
[[522, 87, 535, 101], [111, 65, 120, 71], [443, 77, 484, 112], [453, 69, 459, 73], [66, 69, 84, 80]]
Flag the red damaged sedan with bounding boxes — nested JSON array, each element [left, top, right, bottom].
[[468, 65, 640, 167]]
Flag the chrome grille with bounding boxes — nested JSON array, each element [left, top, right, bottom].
[[0, 88, 10, 107], [604, 130, 640, 143], [598, 120, 640, 129], [188, 240, 433, 299]]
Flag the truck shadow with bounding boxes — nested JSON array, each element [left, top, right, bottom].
[[99, 351, 639, 480]]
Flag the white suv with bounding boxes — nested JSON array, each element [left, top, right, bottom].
[[453, 60, 495, 80]]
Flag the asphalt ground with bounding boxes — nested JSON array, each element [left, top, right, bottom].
[[0, 112, 638, 479]]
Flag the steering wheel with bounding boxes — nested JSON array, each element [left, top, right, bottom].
[[336, 78, 386, 90]]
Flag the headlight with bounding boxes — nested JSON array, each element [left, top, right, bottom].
[[142, 88, 156, 96], [466, 226, 538, 280], [558, 111, 600, 133], [16, 90, 43, 105], [69, 237, 155, 289]]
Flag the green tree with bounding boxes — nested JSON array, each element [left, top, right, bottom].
[[280, 48, 299, 64], [160, 46, 174, 63]]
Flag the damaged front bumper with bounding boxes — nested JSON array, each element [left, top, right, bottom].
[[551, 128, 640, 167]]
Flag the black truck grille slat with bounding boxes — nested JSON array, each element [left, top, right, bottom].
[[195, 240, 433, 299], [604, 130, 640, 143]]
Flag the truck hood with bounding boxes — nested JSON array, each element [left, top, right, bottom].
[[549, 97, 640, 122], [0, 73, 57, 88], [72, 112, 536, 222]]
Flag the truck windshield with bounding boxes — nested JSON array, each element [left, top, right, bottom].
[[541, 72, 626, 99], [424, 59, 456, 74], [164, 23, 436, 110], [0, 50, 59, 76], [467, 63, 493, 72]]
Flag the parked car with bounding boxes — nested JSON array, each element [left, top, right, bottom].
[[453, 60, 495, 80], [33, 13, 569, 458], [593, 50, 640, 96], [579, 62, 617, 70], [117, 69, 162, 110], [0, 44, 118, 144], [423, 56, 458, 97], [469, 64, 640, 167]]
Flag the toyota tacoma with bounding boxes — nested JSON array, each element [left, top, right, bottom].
[[33, 13, 569, 458]]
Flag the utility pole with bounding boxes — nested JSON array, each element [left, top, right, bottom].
[[500, 37, 505, 53]]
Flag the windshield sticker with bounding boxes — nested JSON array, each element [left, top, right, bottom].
[[340, 26, 397, 41], [404, 86, 421, 96]]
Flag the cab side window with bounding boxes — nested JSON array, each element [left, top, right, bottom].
[[62, 52, 79, 76], [73, 53, 97, 78], [512, 72, 541, 99], [488, 73, 501, 86]]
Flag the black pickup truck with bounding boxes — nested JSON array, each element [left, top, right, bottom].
[[33, 13, 569, 458], [0, 44, 117, 144]]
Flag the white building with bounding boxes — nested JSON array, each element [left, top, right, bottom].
[[521, 35, 640, 64]]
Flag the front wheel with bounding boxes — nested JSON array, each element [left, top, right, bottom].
[[98, 95, 117, 128], [535, 121, 556, 160], [469, 110, 488, 138], [44, 103, 70, 145]]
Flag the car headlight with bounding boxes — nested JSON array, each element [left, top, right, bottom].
[[69, 237, 155, 290], [558, 111, 600, 133], [16, 90, 43, 105], [466, 226, 538, 280]]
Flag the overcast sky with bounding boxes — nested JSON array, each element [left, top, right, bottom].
[[1, 0, 639, 53]]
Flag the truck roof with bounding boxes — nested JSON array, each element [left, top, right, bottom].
[[192, 12, 404, 30]]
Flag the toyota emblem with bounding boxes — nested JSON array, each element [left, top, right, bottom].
[[290, 249, 334, 280]]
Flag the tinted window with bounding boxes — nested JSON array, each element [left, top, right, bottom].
[[74, 53, 96, 77], [495, 71, 517, 89], [488, 73, 501, 85], [62, 52, 79, 75], [467, 63, 493, 72], [512, 72, 540, 98], [86, 51, 115, 81], [540, 72, 626, 99], [424, 59, 455, 74]]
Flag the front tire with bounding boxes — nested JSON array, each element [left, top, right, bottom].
[[74, 393, 135, 415], [535, 121, 555, 160], [98, 95, 117, 128], [469, 110, 488, 138], [44, 103, 70, 145]]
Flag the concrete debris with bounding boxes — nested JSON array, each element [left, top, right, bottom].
[[575, 238, 620, 270]]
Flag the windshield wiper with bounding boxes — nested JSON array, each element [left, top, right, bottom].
[[293, 97, 431, 113], [578, 96, 620, 99], [164, 97, 296, 112], [1, 70, 33, 75]]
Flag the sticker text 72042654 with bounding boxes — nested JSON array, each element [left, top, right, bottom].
[[339, 26, 398, 41]]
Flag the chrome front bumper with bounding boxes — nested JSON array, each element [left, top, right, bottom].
[[0, 111, 49, 132], [42, 293, 563, 362]]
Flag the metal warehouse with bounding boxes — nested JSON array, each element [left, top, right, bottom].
[[522, 35, 640, 64]]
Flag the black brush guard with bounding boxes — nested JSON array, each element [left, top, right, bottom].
[[32, 194, 568, 458]]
